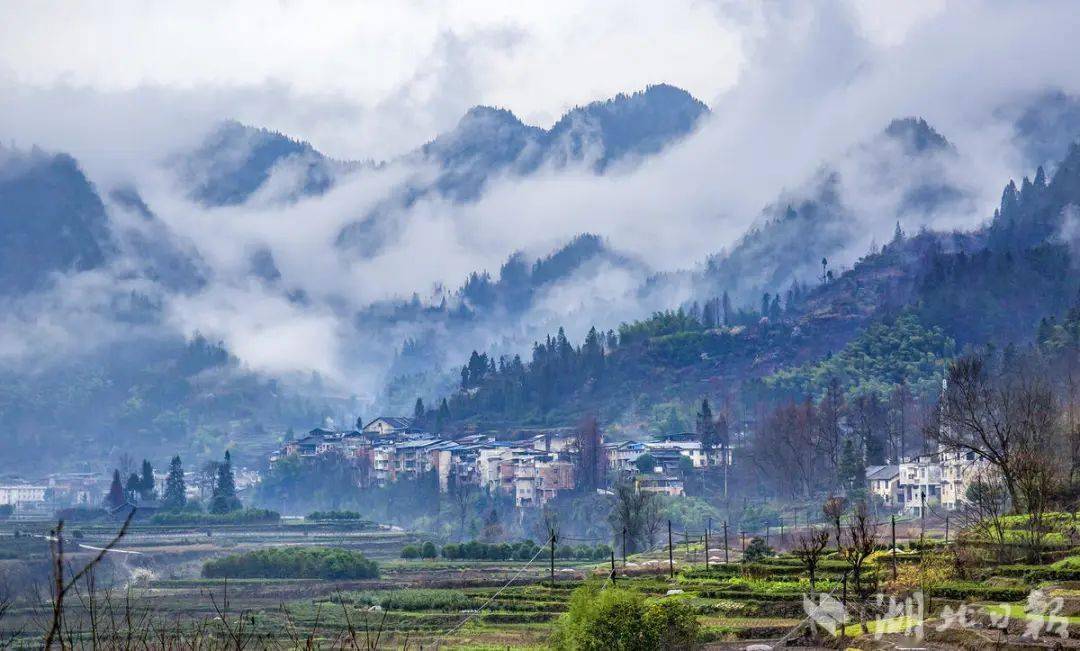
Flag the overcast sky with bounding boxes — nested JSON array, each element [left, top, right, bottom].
[[0, 0, 948, 160]]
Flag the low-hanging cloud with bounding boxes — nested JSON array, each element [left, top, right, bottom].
[[2, 1, 1080, 404]]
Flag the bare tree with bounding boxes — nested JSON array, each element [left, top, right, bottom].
[[822, 495, 847, 551], [449, 479, 478, 542], [793, 528, 830, 593], [753, 400, 818, 498], [843, 502, 878, 633], [888, 381, 915, 463], [608, 482, 660, 553], [574, 415, 605, 492], [933, 355, 1061, 513], [956, 469, 1010, 562], [818, 377, 845, 474], [1013, 403, 1066, 563], [118, 452, 135, 479]]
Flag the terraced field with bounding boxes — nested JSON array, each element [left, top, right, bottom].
[[9, 514, 1080, 647]]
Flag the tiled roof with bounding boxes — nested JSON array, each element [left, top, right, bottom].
[[866, 465, 900, 480]]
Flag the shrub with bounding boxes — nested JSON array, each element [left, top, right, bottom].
[[202, 547, 378, 580], [420, 541, 438, 559], [442, 539, 545, 561], [552, 585, 698, 650], [150, 508, 280, 525], [401, 545, 420, 559], [743, 537, 773, 563], [306, 510, 365, 521]]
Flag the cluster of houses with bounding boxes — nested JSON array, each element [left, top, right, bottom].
[[270, 417, 733, 507], [866, 447, 986, 516], [0, 466, 262, 518]]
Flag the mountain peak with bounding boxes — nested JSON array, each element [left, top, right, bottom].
[[883, 117, 951, 154], [547, 84, 708, 171], [181, 120, 336, 206], [459, 105, 525, 127]]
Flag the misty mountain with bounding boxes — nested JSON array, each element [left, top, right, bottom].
[[337, 84, 709, 250], [0, 146, 113, 294], [369, 234, 649, 396], [546, 83, 710, 172], [108, 187, 208, 292], [1011, 90, 1080, 170], [693, 116, 966, 307], [178, 121, 355, 207], [442, 141, 1080, 431], [426, 84, 709, 201]]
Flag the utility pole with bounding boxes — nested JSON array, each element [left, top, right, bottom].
[[610, 550, 616, 585], [705, 517, 710, 570], [667, 520, 674, 578], [683, 529, 689, 562], [622, 527, 627, 566], [764, 525, 769, 547], [891, 515, 897, 581], [549, 529, 556, 587], [779, 517, 784, 544], [723, 444, 729, 498], [945, 515, 950, 543], [740, 530, 747, 553], [920, 491, 926, 544], [840, 572, 848, 648], [723, 520, 729, 563]]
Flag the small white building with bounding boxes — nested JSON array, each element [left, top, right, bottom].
[[635, 474, 684, 496], [865, 465, 900, 506], [0, 484, 48, 507], [362, 417, 415, 437]]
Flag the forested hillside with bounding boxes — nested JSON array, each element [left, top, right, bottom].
[[436, 143, 1080, 436]]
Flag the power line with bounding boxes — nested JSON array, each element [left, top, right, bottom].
[[434, 536, 550, 648]]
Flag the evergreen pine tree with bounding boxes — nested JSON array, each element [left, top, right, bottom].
[[163, 455, 186, 511], [106, 469, 126, 508], [414, 397, 425, 423], [838, 439, 865, 493], [210, 450, 241, 514], [125, 472, 142, 503], [139, 459, 156, 501], [722, 291, 732, 326], [696, 399, 717, 450], [435, 399, 451, 433]]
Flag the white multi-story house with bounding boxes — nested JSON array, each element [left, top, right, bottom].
[[0, 484, 47, 507], [606, 441, 647, 473], [646, 433, 733, 469], [940, 448, 988, 510], [898, 453, 942, 516], [866, 465, 900, 506], [635, 474, 684, 496]]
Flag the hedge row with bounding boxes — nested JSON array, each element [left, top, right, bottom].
[[431, 540, 612, 561], [151, 508, 280, 525], [203, 547, 379, 579], [929, 581, 1029, 602], [306, 510, 370, 522]]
